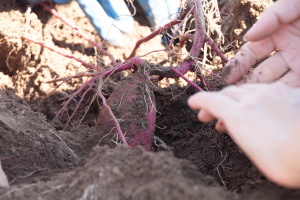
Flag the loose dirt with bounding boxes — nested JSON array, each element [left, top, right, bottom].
[[0, 0, 300, 199]]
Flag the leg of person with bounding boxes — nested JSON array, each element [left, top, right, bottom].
[[136, 0, 170, 29], [76, 0, 124, 47], [165, 0, 180, 20], [29, 0, 71, 3], [161, 0, 181, 45], [97, 0, 134, 34]]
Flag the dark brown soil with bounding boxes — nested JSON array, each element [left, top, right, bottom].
[[222, 0, 273, 48], [0, 0, 300, 199]]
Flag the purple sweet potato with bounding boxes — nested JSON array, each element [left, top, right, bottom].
[[96, 61, 156, 151]]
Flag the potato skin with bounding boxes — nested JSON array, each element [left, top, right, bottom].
[[96, 73, 156, 151]]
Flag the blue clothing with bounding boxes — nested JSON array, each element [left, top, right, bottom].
[[97, 0, 134, 34], [30, 0, 180, 47], [76, 0, 132, 46], [137, 0, 180, 28]]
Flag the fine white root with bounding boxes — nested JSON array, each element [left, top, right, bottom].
[[217, 152, 228, 187]]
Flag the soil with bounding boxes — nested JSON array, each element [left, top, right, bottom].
[[222, 0, 273, 48], [0, 0, 300, 199]]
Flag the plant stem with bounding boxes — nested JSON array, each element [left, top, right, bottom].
[[172, 0, 206, 76], [97, 80, 128, 146], [197, 74, 216, 91], [171, 68, 203, 91], [206, 37, 229, 63], [22, 36, 100, 70], [64, 81, 95, 129], [37, 2, 116, 65], [126, 11, 188, 60], [188, 0, 206, 58], [102, 62, 132, 78], [54, 77, 98, 119], [166, 5, 195, 51]]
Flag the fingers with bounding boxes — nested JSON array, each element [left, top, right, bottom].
[[219, 85, 251, 101], [244, 0, 300, 42], [198, 109, 215, 122], [238, 51, 289, 84], [222, 0, 300, 84], [188, 91, 236, 122], [189, 92, 232, 133], [197, 109, 228, 132], [222, 38, 275, 84], [279, 70, 300, 87], [215, 120, 227, 133]]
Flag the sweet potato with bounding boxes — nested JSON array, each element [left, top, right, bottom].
[[96, 61, 156, 151]]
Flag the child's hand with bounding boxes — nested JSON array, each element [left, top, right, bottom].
[[188, 83, 300, 188], [222, 0, 300, 87]]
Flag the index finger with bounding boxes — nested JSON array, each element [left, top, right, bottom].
[[222, 38, 275, 84], [188, 92, 236, 121]]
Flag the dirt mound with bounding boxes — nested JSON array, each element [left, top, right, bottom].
[[0, 89, 99, 185], [0, 88, 299, 200], [0, 145, 236, 200]]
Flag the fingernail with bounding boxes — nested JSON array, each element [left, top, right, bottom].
[[243, 34, 248, 42], [243, 27, 252, 42]]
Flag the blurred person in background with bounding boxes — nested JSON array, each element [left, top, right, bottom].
[[30, 0, 180, 47]]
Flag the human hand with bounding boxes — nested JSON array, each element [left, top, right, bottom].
[[221, 0, 300, 87], [188, 83, 300, 188]]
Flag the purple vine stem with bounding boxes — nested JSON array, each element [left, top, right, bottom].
[[38, 2, 116, 65], [206, 37, 229, 63], [197, 74, 216, 91], [201, 67, 222, 78], [54, 76, 98, 119], [97, 80, 129, 146], [102, 62, 132, 78], [64, 80, 95, 129], [171, 68, 203, 91], [174, 0, 206, 76], [189, 0, 206, 58]]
